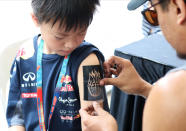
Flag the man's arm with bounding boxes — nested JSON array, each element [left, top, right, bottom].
[[77, 53, 104, 130], [100, 56, 152, 98], [143, 70, 186, 131]]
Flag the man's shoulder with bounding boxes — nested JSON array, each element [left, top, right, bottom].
[[151, 70, 186, 102], [156, 70, 186, 94], [143, 70, 186, 131]]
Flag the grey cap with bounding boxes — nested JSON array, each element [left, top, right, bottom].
[[127, 0, 148, 10]]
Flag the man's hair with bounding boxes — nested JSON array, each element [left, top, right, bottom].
[[159, 0, 186, 11], [31, 0, 100, 31]]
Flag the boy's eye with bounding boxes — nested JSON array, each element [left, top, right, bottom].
[[55, 36, 64, 40]]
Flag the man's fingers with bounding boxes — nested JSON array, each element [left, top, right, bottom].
[[107, 56, 130, 69], [107, 56, 123, 65], [110, 68, 118, 75], [100, 77, 119, 86], [93, 102, 107, 116], [79, 108, 90, 121]]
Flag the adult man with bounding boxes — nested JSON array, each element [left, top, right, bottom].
[[79, 0, 186, 130]]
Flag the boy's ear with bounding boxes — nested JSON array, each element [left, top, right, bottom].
[[31, 12, 40, 27]]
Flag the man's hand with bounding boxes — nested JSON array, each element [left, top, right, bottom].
[[100, 56, 152, 98], [79, 102, 118, 131]]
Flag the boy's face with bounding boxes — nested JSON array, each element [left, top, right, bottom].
[[39, 20, 87, 56]]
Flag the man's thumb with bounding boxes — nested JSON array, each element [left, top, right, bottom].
[[93, 102, 106, 115], [79, 108, 90, 119], [100, 78, 118, 86]]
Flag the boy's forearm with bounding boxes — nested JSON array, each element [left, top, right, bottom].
[[8, 125, 25, 131]]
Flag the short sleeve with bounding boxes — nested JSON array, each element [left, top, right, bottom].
[[6, 58, 24, 127]]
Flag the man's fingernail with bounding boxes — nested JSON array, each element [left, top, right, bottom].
[[93, 101, 100, 107], [99, 80, 103, 85]]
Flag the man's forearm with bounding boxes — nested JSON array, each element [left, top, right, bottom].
[[140, 80, 153, 98]]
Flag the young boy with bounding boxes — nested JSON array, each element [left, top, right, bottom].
[[6, 0, 109, 130]]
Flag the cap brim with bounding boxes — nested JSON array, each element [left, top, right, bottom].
[[127, 0, 148, 10]]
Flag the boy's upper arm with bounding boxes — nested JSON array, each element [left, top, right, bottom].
[[143, 70, 186, 131], [77, 53, 103, 108], [8, 125, 25, 131], [6, 39, 34, 127]]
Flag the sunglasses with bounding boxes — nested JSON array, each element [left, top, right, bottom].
[[141, 1, 162, 26]]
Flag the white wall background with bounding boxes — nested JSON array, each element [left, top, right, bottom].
[[0, 0, 143, 58], [0, 0, 143, 130]]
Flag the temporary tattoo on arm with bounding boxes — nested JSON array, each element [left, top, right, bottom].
[[83, 65, 104, 101]]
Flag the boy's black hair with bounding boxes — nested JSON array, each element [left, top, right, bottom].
[[31, 0, 100, 31]]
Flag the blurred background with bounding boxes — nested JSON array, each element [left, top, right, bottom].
[[0, 0, 143, 130]]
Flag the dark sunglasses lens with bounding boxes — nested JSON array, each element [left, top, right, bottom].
[[144, 10, 158, 26]]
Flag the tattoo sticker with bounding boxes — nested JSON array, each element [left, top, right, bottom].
[[83, 65, 104, 101]]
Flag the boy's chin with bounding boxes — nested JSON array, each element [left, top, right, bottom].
[[57, 51, 72, 56]]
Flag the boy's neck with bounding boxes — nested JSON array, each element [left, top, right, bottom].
[[38, 36, 56, 54], [43, 43, 56, 54]]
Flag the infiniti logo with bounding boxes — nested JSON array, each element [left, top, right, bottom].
[[23, 72, 36, 82]]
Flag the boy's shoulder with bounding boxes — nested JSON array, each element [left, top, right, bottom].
[[71, 40, 104, 63], [75, 41, 98, 51], [80, 41, 93, 47], [16, 37, 35, 60]]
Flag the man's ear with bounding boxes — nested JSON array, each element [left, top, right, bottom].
[[31, 12, 40, 27], [173, 0, 186, 24]]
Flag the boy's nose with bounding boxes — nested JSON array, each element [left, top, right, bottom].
[[64, 41, 74, 49], [64, 38, 78, 49]]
